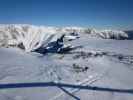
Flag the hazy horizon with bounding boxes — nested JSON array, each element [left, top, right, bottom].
[[0, 0, 133, 30]]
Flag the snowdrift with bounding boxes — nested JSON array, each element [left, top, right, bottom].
[[0, 24, 130, 51]]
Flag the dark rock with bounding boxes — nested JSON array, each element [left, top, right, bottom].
[[17, 43, 25, 50]]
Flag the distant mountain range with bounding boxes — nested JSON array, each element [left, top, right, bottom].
[[0, 24, 132, 52]]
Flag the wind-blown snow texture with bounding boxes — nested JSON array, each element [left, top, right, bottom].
[[0, 24, 133, 100], [0, 24, 130, 52]]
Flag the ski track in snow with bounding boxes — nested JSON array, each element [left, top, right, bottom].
[[50, 73, 103, 100], [0, 25, 133, 100]]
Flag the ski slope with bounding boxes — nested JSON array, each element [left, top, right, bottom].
[[0, 25, 133, 100]]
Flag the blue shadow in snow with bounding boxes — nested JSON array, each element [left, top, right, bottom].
[[0, 82, 133, 94]]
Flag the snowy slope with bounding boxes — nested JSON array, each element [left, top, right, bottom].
[[0, 24, 131, 52], [0, 26, 133, 100]]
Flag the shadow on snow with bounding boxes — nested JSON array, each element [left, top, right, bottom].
[[0, 82, 133, 94]]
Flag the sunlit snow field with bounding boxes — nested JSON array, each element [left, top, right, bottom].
[[0, 25, 133, 100]]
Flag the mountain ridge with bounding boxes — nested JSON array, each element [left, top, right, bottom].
[[0, 24, 132, 52]]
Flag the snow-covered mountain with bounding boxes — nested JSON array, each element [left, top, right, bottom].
[[0, 24, 131, 52], [0, 24, 133, 100]]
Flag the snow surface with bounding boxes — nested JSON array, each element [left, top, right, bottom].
[[0, 24, 133, 100], [0, 24, 130, 52]]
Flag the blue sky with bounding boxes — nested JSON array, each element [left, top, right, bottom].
[[0, 0, 133, 30]]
